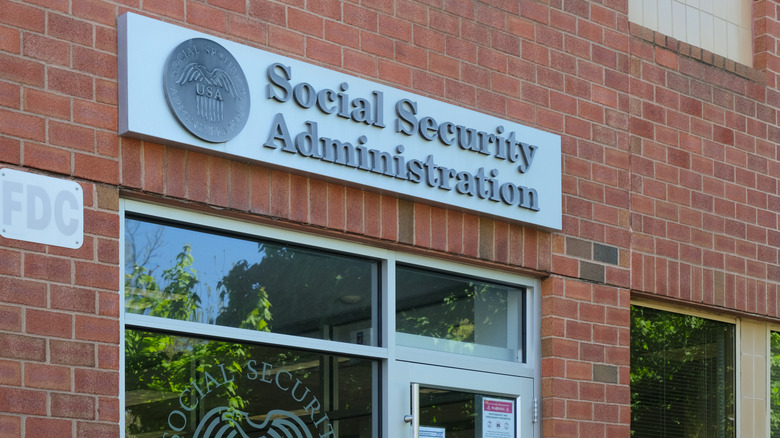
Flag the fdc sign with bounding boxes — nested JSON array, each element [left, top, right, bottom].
[[1, 169, 84, 249]]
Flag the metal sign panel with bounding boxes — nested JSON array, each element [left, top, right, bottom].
[[119, 13, 562, 230], [0, 169, 84, 249]]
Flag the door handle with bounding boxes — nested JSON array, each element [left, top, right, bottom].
[[407, 383, 419, 438]]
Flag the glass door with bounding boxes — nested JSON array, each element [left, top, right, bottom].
[[389, 362, 535, 438]]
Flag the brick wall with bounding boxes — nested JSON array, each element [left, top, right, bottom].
[[0, 0, 778, 437]]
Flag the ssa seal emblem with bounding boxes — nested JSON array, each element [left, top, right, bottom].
[[163, 38, 250, 143]]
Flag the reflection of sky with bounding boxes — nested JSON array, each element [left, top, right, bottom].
[[125, 219, 264, 322]]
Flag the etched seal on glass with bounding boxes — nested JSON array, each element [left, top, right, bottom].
[[163, 38, 250, 143]]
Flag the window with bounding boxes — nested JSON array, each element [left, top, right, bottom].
[[125, 215, 378, 344], [121, 201, 539, 437], [396, 265, 525, 362], [628, 0, 753, 66], [123, 213, 381, 437], [771, 331, 780, 437], [630, 305, 736, 437], [125, 331, 374, 437]]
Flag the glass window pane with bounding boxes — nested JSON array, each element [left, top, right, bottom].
[[125, 217, 378, 345], [771, 331, 780, 437], [395, 265, 524, 361], [630, 305, 735, 437], [125, 329, 375, 437], [419, 388, 515, 438]]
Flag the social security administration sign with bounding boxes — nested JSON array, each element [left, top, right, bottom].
[[118, 13, 561, 230]]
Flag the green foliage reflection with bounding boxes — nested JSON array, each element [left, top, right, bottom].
[[770, 332, 780, 437], [124, 221, 376, 436], [630, 306, 735, 438]]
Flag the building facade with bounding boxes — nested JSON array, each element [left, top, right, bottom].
[[0, 0, 779, 437]]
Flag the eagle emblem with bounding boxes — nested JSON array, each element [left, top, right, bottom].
[[175, 63, 241, 123], [193, 407, 313, 438], [163, 38, 250, 143]]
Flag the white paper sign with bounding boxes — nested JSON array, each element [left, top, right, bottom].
[[0, 168, 84, 249], [420, 426, 446, 438], [482, 398, 515, 438]]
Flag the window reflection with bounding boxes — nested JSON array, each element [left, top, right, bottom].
[[395, 265, 524, 361], [125, 217, 378, 345], [125, 330, 375, 437], [771, 331, 780, 437], [630, 306, 735, 438], [418, 388, 515, 438]]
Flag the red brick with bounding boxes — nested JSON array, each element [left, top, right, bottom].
[[55, 123, 96, 154], [430, 52, 460, 80], [52, 393, 95, 420], [344, 48, 377, 76], [0, 0, 45, 32], [74, 99, 116, 131], [50, 285, 96, 314], [98, 396, 119, 422], [0, 277, 46, 307], [97, 290, 119, 318], [0, 305, 20, 333], [228, 14, 267, 44], [380, 194, 398, 241], [75, 368, 118, 396], [73, 46, 117, 78], [48, 12, 93, 46], [289, 8, 323, 37], [307, 38, 341, 67], [24, 88, 70, 120], [395, 41, 426, 69], [0, 360, 20, 386], [377, 16, 409, 44], [75, 315, 119, 344], [0, 388, 46, 415], [72, 0, 116, 26], [97, 344, 119, 370], [0, 24, 20, 54], [249, 0, 286, 25], [48, 67, 93, 100], [94, 24, 116, 53], [27, 309, 72, 338], [360, 31, 393, 59], [142, 0, 184, 19], [344, 3, 377, 31], [269, 26, 305, 56], [50, 340, 95, 367], [521, 0, 549, 24], [23, 33, 69, 66], [378, 59, 411, 87], [325, 21, 360, 49], [0, 415, 22, 436], [75, 154, 119, 185], [25, 363, 71, 391], [396, 0, 428, 25], [25, 417, 72, 437], [76, 422, 119, 438], [327, 184, 346, 230], [0, 108, 45, 141], [187, 1, 227, 33], [480, 46, 509, 72], [0, 80, 19, 110], [74, 261, 118, 290]]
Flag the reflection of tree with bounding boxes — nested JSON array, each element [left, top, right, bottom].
[[771, 332, 780, 437], [124, 237, 374, 437], [420, 390, 476, 437], [125, 244, 254, 436], [396, 267, 509, 347], [630, 306, 735, 437], [215, 244, 372, 339]]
